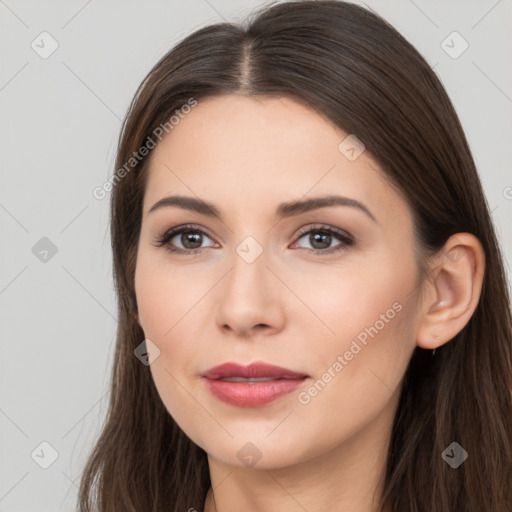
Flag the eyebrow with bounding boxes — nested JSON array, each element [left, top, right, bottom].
[[147, 194, 377, 223]]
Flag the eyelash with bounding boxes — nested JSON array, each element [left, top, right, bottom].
[[152, 223, 354, 257]]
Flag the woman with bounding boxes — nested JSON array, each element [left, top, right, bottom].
[[78, 1, 512, 510]]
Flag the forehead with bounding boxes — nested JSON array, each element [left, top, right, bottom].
[[143, 95, 406, 222]]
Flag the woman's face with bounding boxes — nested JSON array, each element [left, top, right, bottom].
[[135, 95, 422, 469]]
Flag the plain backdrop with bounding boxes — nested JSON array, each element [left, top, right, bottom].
[[1, 1, 511, 510]]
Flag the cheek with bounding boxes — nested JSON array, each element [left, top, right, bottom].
[[134, 253, 211, 391], [289, 253, 416, 347], [295, 254, 418, 404], [292, 295, 416, 454], [134, 250, 207, 338], [134, 255, 204, 424]]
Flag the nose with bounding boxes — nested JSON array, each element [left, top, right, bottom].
[[214, 245, 286, 338]]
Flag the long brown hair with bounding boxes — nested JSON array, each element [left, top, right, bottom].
[[78, 1, 512, 510]]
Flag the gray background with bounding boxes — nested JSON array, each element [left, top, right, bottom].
[[1, 0, 511, 510]]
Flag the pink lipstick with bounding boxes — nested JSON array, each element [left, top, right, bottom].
[[202, 362, 309, 407]]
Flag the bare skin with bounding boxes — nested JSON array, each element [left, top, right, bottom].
[[134, 95, 485, 512]]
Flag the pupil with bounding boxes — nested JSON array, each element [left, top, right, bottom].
[[179, 230, 332, 250], [311, 232, 330, 249], [182, 231, 202, 249]]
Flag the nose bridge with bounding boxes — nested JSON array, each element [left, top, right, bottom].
[[214, 231, 284, 334], [227, 233, 270, 293]]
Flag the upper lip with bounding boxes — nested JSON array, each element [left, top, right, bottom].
[[202, 362, 309, 380]]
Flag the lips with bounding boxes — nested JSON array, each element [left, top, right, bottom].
[[201, 362, 309, 407], [201, 362, 309, 381]]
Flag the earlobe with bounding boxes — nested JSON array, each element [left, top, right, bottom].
[[416, 233, 485, 350]]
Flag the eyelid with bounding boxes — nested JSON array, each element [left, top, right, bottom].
[[293, 223, 353, 243], [153, 223, 217, 247], [154, 222, 354, 255], [290, 223, 354, 254]]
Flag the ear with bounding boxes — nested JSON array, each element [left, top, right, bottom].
[[416, 233, 485, 350]]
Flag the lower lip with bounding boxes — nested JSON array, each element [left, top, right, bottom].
[[203, 377, 307, 407]]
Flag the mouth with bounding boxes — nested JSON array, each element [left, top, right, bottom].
[[201, 361, 309, 380], [201, 362, 309, 407], [215, 376, 293, 382]]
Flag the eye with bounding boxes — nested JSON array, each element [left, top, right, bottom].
[[153, 223, 354, 257], [152, 224, 217, 256], [291, 224, 354, 255]]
